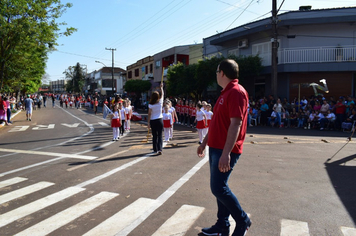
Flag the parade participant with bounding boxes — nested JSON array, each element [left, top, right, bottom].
[[125, 99, 133, 131], [110, 104, 121, 141], [119, 102, 125, 136], [197, 59, 251, 236], [147, 83, 164, 155], [175, 99, 181, 124], [93, 97, 99, 115], [24, 95, 34, 121], [184, 100, 189, 126], [168, 100, 178, 140], [195, 102, 207, 144], [163, 105, 173, 142], [204, 103, 213, 133], [190, 101, 196, 128]]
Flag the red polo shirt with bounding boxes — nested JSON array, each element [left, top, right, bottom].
[[208, 79, 248, 154]]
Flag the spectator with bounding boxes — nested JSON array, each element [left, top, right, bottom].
[[289, 108, 298, 127], [335, 97, 346, 130], [341, 108, 356, 131], [320, 100, 330, 115], [273, 98, 285, 128], [313, 101, 321, 112], [259, 99, 269, 126], [320, 110, 336, 130]]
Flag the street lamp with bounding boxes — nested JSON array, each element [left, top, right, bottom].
[[95, 61, 107, 67]]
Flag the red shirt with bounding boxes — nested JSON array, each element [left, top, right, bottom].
[[208, 79, 248, 154], [335, 102, 346, 114], [184, 105, 189, 114], [176, 104, 181, 113]]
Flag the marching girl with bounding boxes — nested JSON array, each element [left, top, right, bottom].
[[184, 100, 189, 126], [120, 101, 126, 134], [111, 104, 122, 141], [195, 102, 207, 144], [189, 101, 196, 128], [203, 103, 213, 137], [124, 99, 132, 131], [163, 105, 173, 142], [167, 100, 178, 140]]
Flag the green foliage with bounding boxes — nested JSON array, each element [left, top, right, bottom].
[[0, 0, 76, 93], [124, 79, 152, 97], [166, 55, 262, 100], [64, 63, 86, 93]]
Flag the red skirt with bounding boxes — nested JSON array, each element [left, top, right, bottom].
[[111, 119, 121, 128], [207, 119, 211, 127], [196, 120, 206, 129], [163, 119, 171, 128], [126, 114, 130, 120]]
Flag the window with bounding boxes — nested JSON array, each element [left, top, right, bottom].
[[155, 60, 161, 68], [150, 63, 153, 73], [128, 71, 132, 79], [145, 65, 148, 74], [228, 48, 239, 57], [135, 68, 139, 77]]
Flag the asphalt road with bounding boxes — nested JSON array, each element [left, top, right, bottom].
[[0, 104, 355, 236]]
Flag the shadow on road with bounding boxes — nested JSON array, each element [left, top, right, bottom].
[[325, 153, 356, 225]]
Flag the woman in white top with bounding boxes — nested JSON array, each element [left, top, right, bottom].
[[148, 83, 164, 155]]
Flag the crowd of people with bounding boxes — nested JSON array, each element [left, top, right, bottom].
[[246, 94, 356, 131]]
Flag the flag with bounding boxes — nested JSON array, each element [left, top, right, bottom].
[[103, 104, 112, 119]]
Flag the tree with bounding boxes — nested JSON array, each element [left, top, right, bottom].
[[124, 79, 152, 98], [0, 0, 76, 92], [166, 55, 262, 100], [64, 63, 86, 93]]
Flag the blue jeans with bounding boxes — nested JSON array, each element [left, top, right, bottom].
[[209, 147, 249, 229]]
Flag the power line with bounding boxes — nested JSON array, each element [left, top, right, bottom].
[[225, 0, 255, 31]]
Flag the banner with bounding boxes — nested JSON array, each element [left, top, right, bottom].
[[103, 104, 113, 119]]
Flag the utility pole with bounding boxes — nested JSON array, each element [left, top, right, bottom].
[[105, 47, 116, 95], [271, 0, 278, 99]]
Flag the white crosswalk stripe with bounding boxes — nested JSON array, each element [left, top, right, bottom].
[[0, 181, 54, 205], [280, 219, 310, 236], [341, 226, 356, 236], [0, 186, 85, 228], [0, 177, 27, 188], [1, 177, 355, 236], [83, 197, 157, 236], [15, 191, 118, 236], [152, 204, 204, 236]]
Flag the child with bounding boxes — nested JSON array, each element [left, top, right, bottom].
[[190, 101, 196, 128], [111, 104, 121, 141], [163, 105, 173, 142], [124, 99, 132, 131], [94, 97, 99, 115], [120, 101, 126, 135], [204, 104, 213, 136], [195, 102, 207, 144], [167, 100, 178, 140]]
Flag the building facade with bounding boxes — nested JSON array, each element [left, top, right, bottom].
[[86, 67, 126, 96], [203, 7, 356, 100], [50, 79, 67, 94]]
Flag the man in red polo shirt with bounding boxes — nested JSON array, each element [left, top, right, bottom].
[[197, 59, 251, 236]]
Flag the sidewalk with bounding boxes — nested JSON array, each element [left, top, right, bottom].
[[0, 110, 22, 128]]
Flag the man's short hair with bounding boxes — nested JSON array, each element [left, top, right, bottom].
[[219, 59, 239, 80]]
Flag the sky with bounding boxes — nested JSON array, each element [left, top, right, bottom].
[[45, 0, 356, 81]]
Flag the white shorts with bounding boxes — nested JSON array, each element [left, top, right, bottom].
[[26, 108, 32, 114]]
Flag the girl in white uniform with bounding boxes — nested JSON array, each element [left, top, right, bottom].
[[195, 102, 207, 144], [163, 105, 173, 142], [203, 103, 213, 137], [124, 100, 132, 131], [111, 104, 122, 141]]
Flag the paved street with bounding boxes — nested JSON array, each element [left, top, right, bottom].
[[0, 103, 355, 236]]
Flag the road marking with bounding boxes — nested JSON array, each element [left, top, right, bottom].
[[0, 186, 85, 228], [152, 204, 204, 236], [280, 219, 310, 236], [32, 124, 55, 130], [61, 123, 80, 128], [15, 191, 118, 236], [119, 153, 209, 235], [67, 150, 129, 172], [0, 148, 97, 160], [0, 181, 54, 205], [8, 126, 30, 132], [83, 197, 156, 236], [341, 226, 356, 236], [98, 122, 109, 126], [0, 177, 27, 188]]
